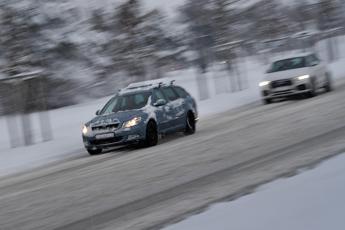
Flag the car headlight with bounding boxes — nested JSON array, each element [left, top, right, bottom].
[[123, 117, 142, 128], [82, 125, 90, 135], [259, 81, 270, 87], [297, 75, 310, 81]]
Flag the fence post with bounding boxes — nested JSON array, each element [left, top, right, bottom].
[[38, 76, 53, 142], [19, 80, 34, 146], [1, 81, 22, 148]]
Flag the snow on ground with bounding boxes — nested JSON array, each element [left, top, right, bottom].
[[164, 153, 345, 230], [0, 97, 110, 177]]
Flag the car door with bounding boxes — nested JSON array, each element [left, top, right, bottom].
[[152, 88, 171, 133], [161, 86, 181, 131], [172, 86, 189, 129]]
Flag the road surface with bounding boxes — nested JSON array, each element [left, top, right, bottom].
[[1, 83, 345, 230]]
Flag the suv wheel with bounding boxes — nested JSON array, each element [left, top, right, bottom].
[[87, 148, 102, 156], [145, 121, 158, 147], [184, 112, 196, 135]]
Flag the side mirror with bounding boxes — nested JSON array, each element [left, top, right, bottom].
[[95, 110, 101, 116], [154, 99, 167, 107]]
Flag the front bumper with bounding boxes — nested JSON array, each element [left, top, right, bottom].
[[82, 126, 146, 149], [261, 81, 312, 99]]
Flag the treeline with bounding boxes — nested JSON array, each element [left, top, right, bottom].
[[0, 0, 344, 108]]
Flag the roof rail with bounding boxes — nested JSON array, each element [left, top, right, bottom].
[[126, 84, 153, 90], [157, 80, 175, 88], [126, 79, 176, 90], [126, 80, 154, 89]]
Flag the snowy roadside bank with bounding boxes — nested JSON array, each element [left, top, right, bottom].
[[164, 153, 345, 230]]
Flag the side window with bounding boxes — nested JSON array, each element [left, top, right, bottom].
[[153, 89, 165, 103], [307, 54, 319, 66], [134, 94, 146, 107], [173, 86, 189, 98], [312, 54, 320, 63], [161, 87, 179, 101], [101, 97, 119, 114]]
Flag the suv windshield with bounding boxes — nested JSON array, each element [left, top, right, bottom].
[[100, 92, 151, 114], [269, 57, 307, 73]]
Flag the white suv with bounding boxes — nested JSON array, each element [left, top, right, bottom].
[[259, 53, 332, 104]]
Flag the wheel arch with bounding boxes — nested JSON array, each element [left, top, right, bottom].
[[146, 118, 158, 135]]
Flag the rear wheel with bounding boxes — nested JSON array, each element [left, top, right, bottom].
[[144, 121, 158, 147], [184, 112, 196, 135], [87, 148, 102, 156]]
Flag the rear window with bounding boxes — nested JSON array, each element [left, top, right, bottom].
[[173, 86, 189, 98], [161, 87, 179, 101]]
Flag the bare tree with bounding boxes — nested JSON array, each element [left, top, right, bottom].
[[318, 0, 343, 30]]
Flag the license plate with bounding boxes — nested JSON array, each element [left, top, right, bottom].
[[95, 133, 115, 140], [272, 86, 291, 92]]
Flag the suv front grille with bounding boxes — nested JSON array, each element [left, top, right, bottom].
[[92, 123, 120, 132], [271, 79, 292, 88], [90, 136, 123, 145]]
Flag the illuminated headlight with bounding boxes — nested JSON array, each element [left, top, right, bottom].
[[123, 117, 142, 128], [297, 75, 310, 81], [82, 125, 90, 135], [259, 81, 270, 87]]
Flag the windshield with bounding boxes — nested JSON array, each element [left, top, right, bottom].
[[100, 92, 151, 114], [269, 57, 307, 73]]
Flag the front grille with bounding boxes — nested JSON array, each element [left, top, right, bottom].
[[90, 136, 123, 145], [92, 123, 120, 131], [271, 79, 292, 88], [272, 90, 293, 95]]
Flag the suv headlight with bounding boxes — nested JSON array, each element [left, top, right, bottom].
[[259, 81, 270, 87], [82, 125, 90, 135], [123, 117, 142, 128], [297, 75, 310, 81]]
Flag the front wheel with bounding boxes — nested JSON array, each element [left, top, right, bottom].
[[184, 112, 196, 135], [144, 121, 158, 147]]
